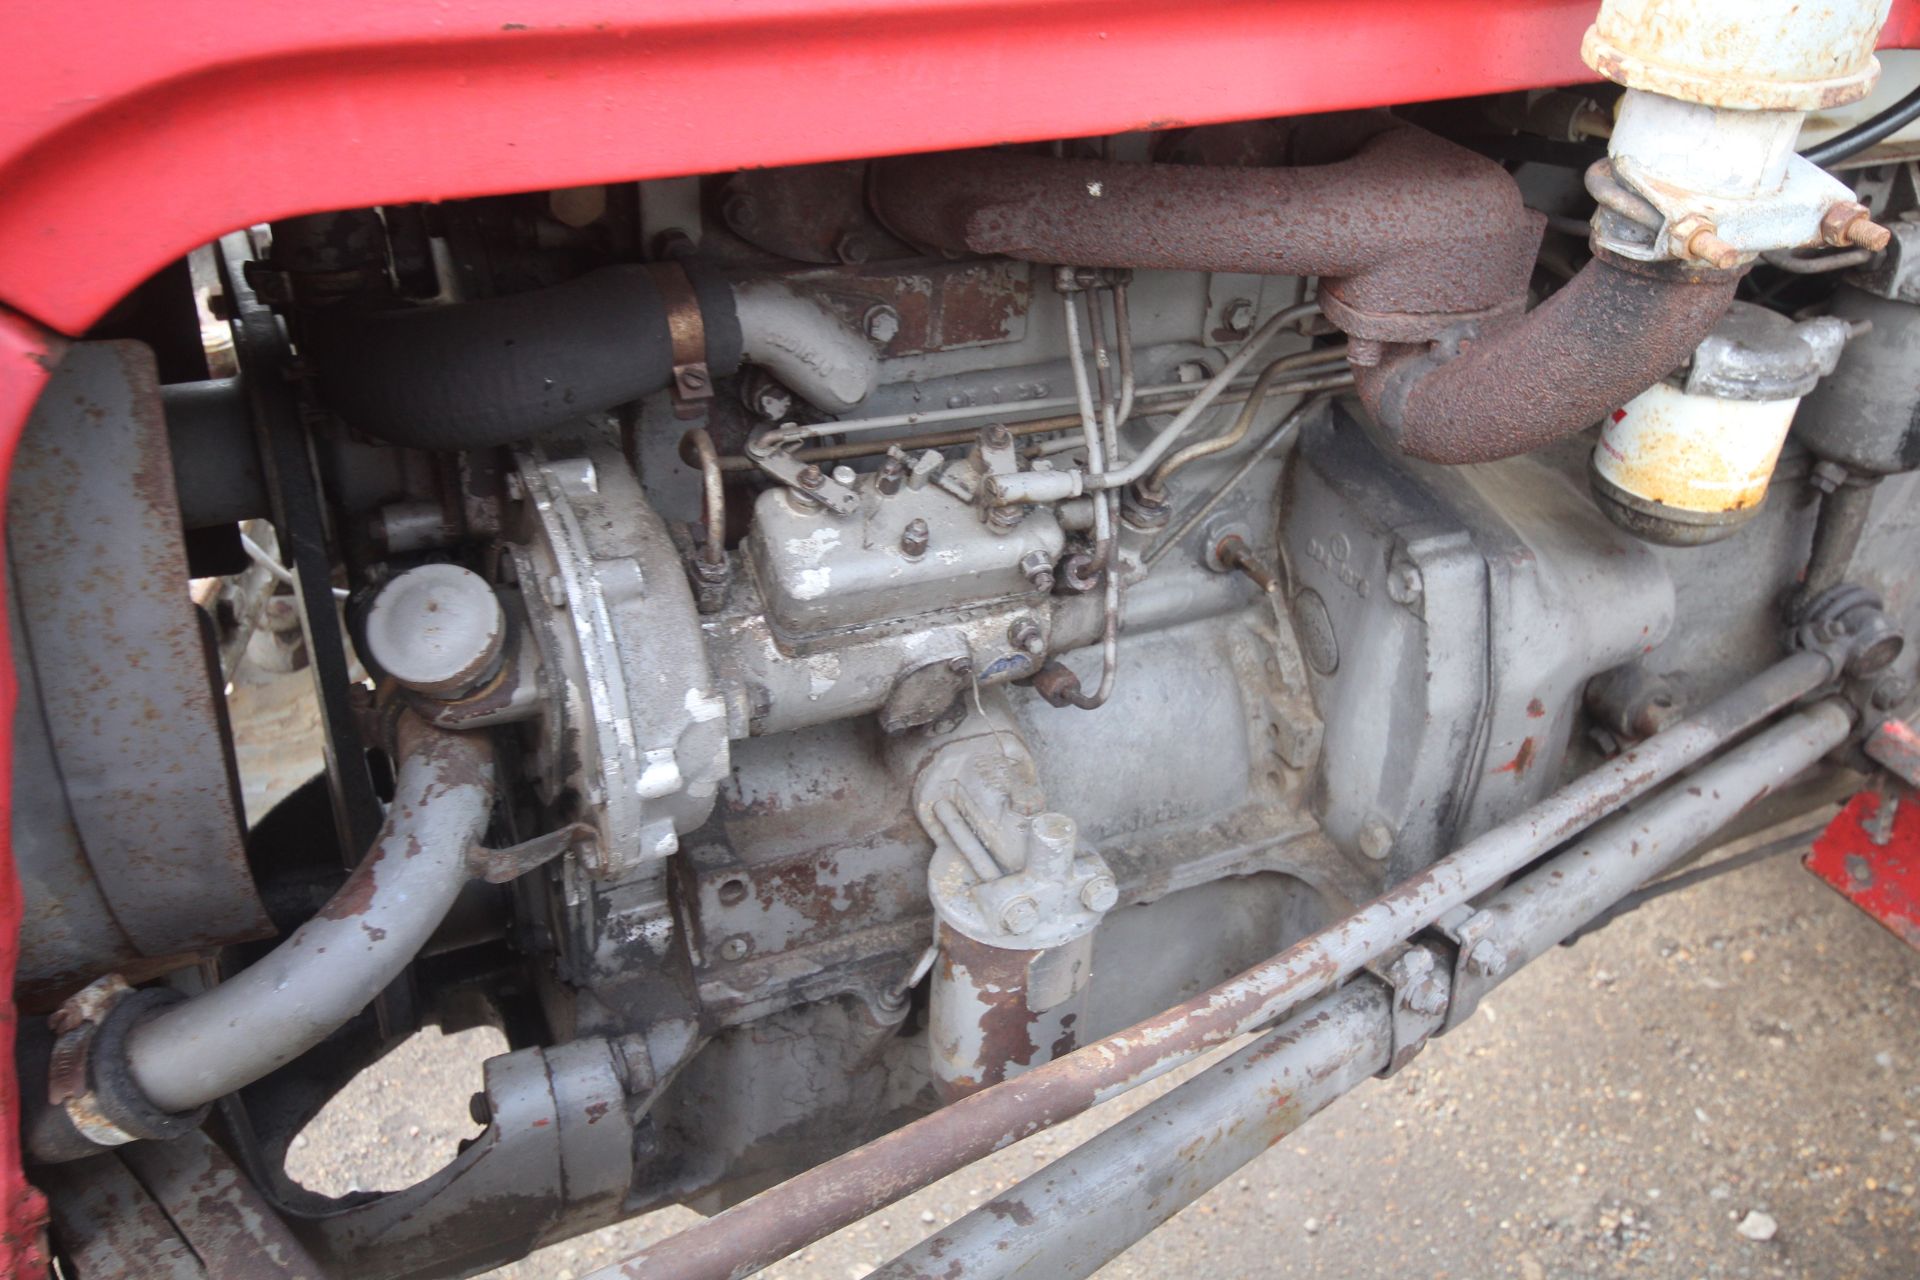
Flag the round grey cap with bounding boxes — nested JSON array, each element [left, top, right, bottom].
[[365, 563, 505, 696]]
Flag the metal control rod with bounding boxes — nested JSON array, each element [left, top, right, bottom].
[[866, 698, 1856, 1280], [594, 649, 1837, 1280]]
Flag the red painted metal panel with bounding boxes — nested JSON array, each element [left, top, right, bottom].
[[0, 309, 58, 1279], [1806, 787, 1920, 951], [0, 0, 1599, 336]]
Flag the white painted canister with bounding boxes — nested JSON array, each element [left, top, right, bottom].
[[1589, 303, 1852, 545]]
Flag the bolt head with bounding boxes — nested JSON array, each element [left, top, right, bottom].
[[1872, 676, 1914, 711], [999, 897, 1039, 935], [836, 233, 872, 264], [719, 936, 750, 961], [1224, 298, 1256, 333], [832, 464, 858, 487], [865, 304, 901, 344], [1358, 818, 1395, 861], [1080, 875, 1119, 913], [1174, 361, 1209, 384]]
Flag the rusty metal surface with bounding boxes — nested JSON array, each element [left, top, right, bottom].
[[929, 925, 1086, 1103], [37, 1155, 207, 1279], [868, 980, 1395, 1280], [1582, 0, 1887, 112], [783, 259, 1032, 357], [592, 651, 1832, 1280], [1357, 254, 1741, 463], [118, 1133, 324, 1278], [8, 341, 272, 975], [872, 121, 1542, 344], [720, 162, 915, 266], [1805, 785, 1920, 950]]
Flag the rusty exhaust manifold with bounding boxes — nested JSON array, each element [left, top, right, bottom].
[[873, 119, 1742, 464]]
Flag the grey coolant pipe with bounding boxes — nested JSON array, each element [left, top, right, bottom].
[[122, 717, 496, 1115]]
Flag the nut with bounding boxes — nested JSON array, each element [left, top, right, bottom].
[[877, 455, 906, 496], [1020, 549, 1056, 594], [796, 464, 826, 490], [1463, 938, 1507, 979], [1008, 618, 1046, 656], [999, 896, 1039, 935], [1223, 297, 1257, 333], [900, 517, 931, 558], [1821, 201, 1892, 252]]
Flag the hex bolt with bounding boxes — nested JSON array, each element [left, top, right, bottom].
[[1463, 938, 1507, 979], [1080, 875, 1119, 913], [1358, 818, 1395, 862], [1669, 215, 1741, 270], [718, 936, 751, 962], [1821, 200, 1893, 252], [981, 422, 1014, 451], [865, 304, 901, 345], [986, 504, 1026, 533], [877, 455, 907, 495], [1020, 549, 1056, 594], [901, 517, 931, 558], [999, 896, 1039, 935], [796, 464, 826, 490], [1009, 618, 1046, 656], [721, 194, 757, 231], [1223, 297, 1257, 333]]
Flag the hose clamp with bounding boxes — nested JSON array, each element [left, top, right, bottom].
[[46, 975, 207, 1149], [646, 262, 713, 419]]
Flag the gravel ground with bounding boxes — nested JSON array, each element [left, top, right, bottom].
[[241, 669, 1920, 1279]]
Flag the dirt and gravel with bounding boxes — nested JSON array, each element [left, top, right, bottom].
[[241, 665, 1920, 1278]]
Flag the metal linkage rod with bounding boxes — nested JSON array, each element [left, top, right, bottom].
[[1446, 699, 1856, 1017], [869, 981, 1394, 1280], [593, 649, 1836, 1280], [867, 698, 1855, 1280]]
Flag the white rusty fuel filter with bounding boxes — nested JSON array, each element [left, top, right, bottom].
[[1591, 302, 1853, 545]]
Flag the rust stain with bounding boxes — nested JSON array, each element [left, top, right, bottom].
[[1493, 737, 1537, 775]]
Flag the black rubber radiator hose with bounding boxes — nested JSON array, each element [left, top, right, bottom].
[[300, 264, 744, 450]]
